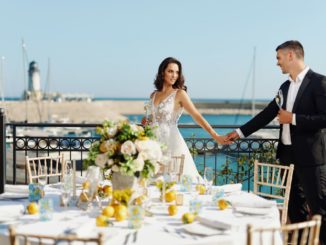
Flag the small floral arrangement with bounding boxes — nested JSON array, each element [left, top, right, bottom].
[[84, 119, 162, 179]]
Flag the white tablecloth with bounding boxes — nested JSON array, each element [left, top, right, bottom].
[[0, 184, 281, 245]]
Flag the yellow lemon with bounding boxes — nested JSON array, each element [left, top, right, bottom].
[[182, 212, 195, 224], [27, 202, 39, 215], [102, 206, 115, 218], [196, 184, 206, 195], [82, 181, 90, 190], [165, 191, 176, 203], [168, 205, 178, 216], [217, 199, 229, 210], [102, 185, 112, 196], [96, 215, 108, 227], [114, 205, 128, 222]]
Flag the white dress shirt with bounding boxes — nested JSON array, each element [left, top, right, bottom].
[[236, 66, 310, 145]]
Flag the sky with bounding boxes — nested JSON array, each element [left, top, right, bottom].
[[1, 0, 326, 100]]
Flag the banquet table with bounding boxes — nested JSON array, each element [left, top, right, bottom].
[[0, 184, 281, 245]]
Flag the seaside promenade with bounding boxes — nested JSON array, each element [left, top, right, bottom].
[[0, 100, 268, 123]]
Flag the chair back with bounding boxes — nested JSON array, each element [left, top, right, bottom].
[[247, 215, 321, 245], [170, 154, 185, 181], [253, 160, 294, 225], [9, 225, 104, 245], [26, 154, 65, 184]]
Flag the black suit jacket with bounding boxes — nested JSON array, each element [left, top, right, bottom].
[[240, 69, 326, 166]]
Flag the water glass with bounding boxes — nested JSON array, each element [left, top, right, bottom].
[[61, 189, 70, 208], [189, 199, 203, 215], [180, 175, 192, 192], [211, 188, 225, 203], [128, 205, 145, 229], [39, 198, 54, 221], [204, 167, 214, 193], [38, 165, 47, 186]]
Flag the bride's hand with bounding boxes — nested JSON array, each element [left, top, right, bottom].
[[213, 134, 230, 145]]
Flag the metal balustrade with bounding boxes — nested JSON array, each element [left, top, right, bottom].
[[1, 118, 279, 192]]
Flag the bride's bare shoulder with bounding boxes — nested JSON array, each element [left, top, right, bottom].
[[150, 91, 157, 99]]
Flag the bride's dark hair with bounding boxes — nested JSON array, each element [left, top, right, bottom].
[[154, 57, 187, 92]]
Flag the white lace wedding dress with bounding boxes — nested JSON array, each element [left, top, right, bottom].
[[149, 90, 202, 181]]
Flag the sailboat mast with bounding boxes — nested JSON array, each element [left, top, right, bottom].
[[0, 56, 5, 102], [22, 39, 29, 122], [251, 47, 256, 117]]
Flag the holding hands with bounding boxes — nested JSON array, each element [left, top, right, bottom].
[[212, 131, 239, 145]]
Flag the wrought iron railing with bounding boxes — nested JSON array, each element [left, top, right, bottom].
[[2, 121, 279, 193]]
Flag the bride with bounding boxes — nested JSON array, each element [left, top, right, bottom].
[[143, 57, 226, 180]]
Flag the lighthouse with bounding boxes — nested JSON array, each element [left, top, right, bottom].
[[26, 61, 42, 100]]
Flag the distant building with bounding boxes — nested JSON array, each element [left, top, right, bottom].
[[24, 61, 42, 100]]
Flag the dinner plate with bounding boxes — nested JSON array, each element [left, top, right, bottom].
[[182, 222, 225, 236], [233, 207, 272, 216]]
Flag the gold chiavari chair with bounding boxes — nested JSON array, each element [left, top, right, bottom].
[[26, 154, 65, 184], [253, 160, 294, 225], [9, 225, 104, 245], [247, 215, 321, 245]]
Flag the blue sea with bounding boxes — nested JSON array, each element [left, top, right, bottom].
[[126, 114, 253, 137]]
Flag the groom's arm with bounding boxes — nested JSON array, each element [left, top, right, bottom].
[[240, 100, 279, 137], [225, 100, 279, 142]]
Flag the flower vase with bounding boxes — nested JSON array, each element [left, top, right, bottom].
[[111, 172, 136, 190]]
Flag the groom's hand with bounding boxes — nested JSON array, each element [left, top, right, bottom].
[[278, 109, 293, 124], [225, 131, 239, 143]]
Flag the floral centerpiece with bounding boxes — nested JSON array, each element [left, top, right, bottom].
[[84, 120, 162, 189]]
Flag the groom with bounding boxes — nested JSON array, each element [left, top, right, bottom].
[[225, 40, 326, 244]]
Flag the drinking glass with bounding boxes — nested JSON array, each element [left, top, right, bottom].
[[61, 189, 70, 208], [38, 165, 47, 186], [204, 167, 214, 194]]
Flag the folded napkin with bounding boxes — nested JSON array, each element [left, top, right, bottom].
[[233, 206, 273, 216], [232, 196, 277, 209], [196, 216, 232, 231], [5, 184, 29, 194], [213, 183, 242, 193], [0, 201, 24, 222]]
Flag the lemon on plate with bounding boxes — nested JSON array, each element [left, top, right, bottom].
[[96, 215, 109, 227], [168, 205, 178, 216], [27, 202, 39, 215], [217, 199, 229, 210], [182, 212, 195, 224], [165, 191, 176, 203]]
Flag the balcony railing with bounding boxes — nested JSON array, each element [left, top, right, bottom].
[[1, 117, 279, 193]]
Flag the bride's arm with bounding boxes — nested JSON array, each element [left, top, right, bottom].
[[177, 90, 226, 144]]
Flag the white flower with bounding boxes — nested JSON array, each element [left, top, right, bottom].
[[135, 140, 162, 163], [107, 159, 114, 166], [133, 156, 145, 171], [112, 165, 120, 172], [130, 124, 139, 132], [106, 126, 117, 137], [95, 153, 108, 168], [121, 140, 137, 155]]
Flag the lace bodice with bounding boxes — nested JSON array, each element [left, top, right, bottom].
[[150, 90, 183, 126]]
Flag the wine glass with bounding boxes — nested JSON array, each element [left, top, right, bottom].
[[204, 167, 214, 194], [38, 165, 47, 186]]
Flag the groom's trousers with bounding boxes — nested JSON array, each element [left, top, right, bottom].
[[278, 143, 326, 245]]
